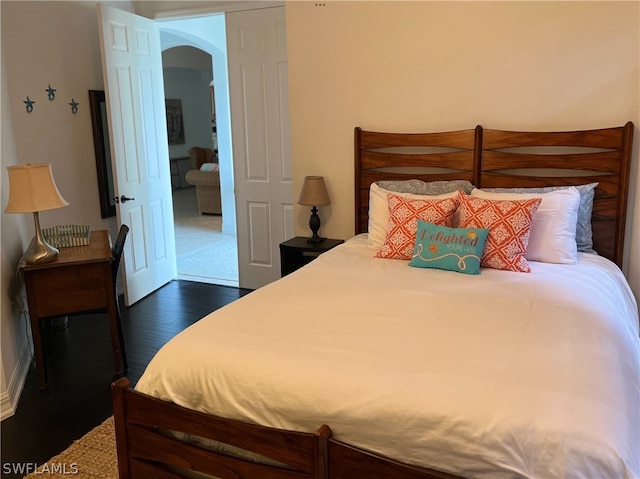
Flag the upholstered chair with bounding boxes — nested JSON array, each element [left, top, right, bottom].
[[185, 147, 222, 215]]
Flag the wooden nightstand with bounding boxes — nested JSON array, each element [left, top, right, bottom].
[[279, 237, 344, 276], [20, 230, 124, 389]]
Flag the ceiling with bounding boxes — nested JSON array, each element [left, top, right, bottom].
[[131, 1, 283, 20]]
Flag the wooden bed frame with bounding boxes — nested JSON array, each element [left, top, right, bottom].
[[113, 122, 634, 479]]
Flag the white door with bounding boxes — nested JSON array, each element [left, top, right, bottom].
[[98, 4, 177, 305], [227, 6, 294, 290]]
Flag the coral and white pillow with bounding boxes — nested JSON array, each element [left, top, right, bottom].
[[482, 183, 597, 254], [471, 188, 580, 264], [375, 193, 459, 260], [458, 194, 542, 273], [368, 183, 460, 250]]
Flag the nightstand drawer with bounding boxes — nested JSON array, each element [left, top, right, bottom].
[[301, 250, 323, 258]]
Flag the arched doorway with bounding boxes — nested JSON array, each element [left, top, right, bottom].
[[160, 18, 238, 286]]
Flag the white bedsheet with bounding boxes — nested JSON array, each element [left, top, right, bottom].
[[136, 234, 640, 479]]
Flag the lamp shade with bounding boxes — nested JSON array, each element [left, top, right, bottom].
[[298, 176, 330, 206], [5, 163, 68, 213]]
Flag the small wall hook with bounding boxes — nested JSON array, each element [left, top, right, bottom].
[[24, 96, 35, 113], [69, 98, 78, 114], [45, 85, 56, 101]]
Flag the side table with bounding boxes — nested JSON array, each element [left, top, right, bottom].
[[20, 230, 124, 389], [279, 237, 344, 276]]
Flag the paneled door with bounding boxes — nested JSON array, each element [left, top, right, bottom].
[[97, 4, 177, 305], [226, 6, 294, 290]]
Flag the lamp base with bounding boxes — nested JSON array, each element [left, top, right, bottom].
[[23, 212, 59, 264], [307, 206, 324, 245], [23, 238, 59, 264], [306, 235, 324, 245]]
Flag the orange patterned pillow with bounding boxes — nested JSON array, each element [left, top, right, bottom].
[[458, 194, 542, 272], [376, 194, 459, 259]]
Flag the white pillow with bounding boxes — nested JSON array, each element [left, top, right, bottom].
[[471, 187, 581, 264], [200, 163, 219, 172], [368, 183, 458, 250]]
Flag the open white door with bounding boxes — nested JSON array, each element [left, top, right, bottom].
[[98, 4, 177, 305], [226, 6, 294, 290]]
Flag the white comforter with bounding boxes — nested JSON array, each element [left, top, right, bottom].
[[136, 234, 640, 479]]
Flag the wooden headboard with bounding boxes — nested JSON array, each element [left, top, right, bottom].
[[354, 126, 480, 235], [355, 122, 634, 267]]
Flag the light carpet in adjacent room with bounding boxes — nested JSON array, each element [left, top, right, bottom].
[[173, 187, 238, 286]]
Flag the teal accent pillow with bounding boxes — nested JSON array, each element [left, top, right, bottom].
[[409, 221, 489, 274]]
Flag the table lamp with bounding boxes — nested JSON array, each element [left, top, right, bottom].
[[298, 175, 331, 244], [5, 163, 69, 264]]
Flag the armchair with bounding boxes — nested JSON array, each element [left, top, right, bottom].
[[185, 147, 222, 215]]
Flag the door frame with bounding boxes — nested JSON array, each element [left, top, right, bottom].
[[116, 1, 291, 294]]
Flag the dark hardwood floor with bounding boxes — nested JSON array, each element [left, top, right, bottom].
[[0, 280, 252, 478]]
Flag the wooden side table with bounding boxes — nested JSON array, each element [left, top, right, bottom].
[[279, 237, 344, 276], [20, 230, 124, 389]]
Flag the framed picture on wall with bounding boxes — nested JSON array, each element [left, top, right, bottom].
[[165, 98, 185, 145]]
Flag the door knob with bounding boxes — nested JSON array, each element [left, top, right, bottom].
[[114, 195, 135, 204]]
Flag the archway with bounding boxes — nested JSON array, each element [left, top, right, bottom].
[[160, 16, 238, 286]]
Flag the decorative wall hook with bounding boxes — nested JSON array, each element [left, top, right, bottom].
[[69, 98, 78, 114], [24, 96, 35, 113], [45, 85, 56, 101]]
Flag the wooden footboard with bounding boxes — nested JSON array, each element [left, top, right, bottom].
[[328, 440, 463, 479], [111, 377, 330, 479], [112, 378, 466, 479]]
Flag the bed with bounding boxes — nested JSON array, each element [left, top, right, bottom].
[[112, 122, 638, 479]]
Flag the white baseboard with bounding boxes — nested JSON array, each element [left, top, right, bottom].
[[116, 277, 125, 297], [0, 344, 32, 421]]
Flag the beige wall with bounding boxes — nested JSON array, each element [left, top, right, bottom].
[[1, 1, 638, 414], [0, 0, 124, 417], [286, 1, 640, 298], [1, 31, 31, 418], [2, 1, 113, 232]]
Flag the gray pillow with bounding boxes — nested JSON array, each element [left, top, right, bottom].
[[482, 183, 598, 254], [376, 179, 475, 195]]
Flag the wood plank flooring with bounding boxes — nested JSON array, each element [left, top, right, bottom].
[[0, 280, 252, 478]]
